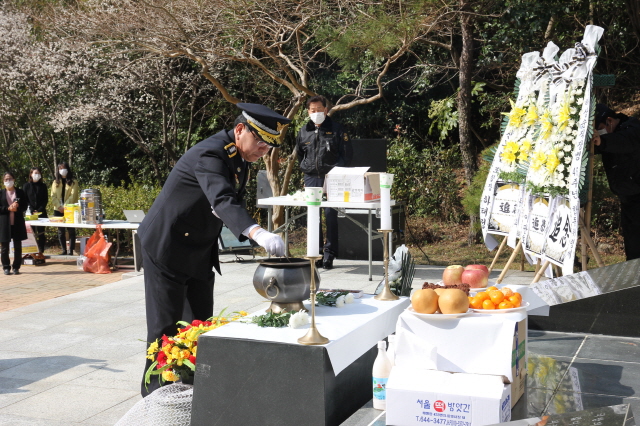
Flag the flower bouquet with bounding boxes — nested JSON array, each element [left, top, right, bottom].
[[145, 309, 247, 387]]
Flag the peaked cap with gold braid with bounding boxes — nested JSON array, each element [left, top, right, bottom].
[[237, 103, 291, 148]]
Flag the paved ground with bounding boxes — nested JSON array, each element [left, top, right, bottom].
[[0, 256, 132, 312], [2, 255, 636, 425]]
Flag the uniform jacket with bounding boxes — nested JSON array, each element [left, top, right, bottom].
[[595, 116, 640, 198], [51, 179, 79, 210], [295, 116, 353, 176], [137, 130, 256, 280], [22, 181, 49, 218], [0, 188, 28, 242]]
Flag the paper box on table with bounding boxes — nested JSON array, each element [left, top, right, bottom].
[[325, 167, 381, 202], [395, 312, 528, 408], [386, 367, 511, 426]]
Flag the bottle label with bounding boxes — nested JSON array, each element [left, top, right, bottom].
[[373, 377, 388, 400]]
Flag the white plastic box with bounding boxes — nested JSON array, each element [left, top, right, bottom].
[[386, 367, 512, 426]]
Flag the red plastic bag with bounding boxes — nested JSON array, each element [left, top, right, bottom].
[[83, 225, 112, 274]]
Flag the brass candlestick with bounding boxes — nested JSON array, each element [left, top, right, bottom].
[[375, 230, 399, 301], [298, 255, 329, 345]]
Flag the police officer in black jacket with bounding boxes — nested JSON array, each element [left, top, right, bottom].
[[138, 103, 290, 396], [593, 104, 640, 260], [295, 95, 353, 269]]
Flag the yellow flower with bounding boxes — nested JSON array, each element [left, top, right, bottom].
[[504, 141, 519, 153], [502, 99, 526, 128], [524, 104, 538, 127], [557, 101, 571, 131], [520, 140, 532, 153], [540, 110, 554, 139], [162, 370, 179, 382], [238, 311, 249, 317], [500, 150, 516, 165], [531, 150, 547, 171], [546, 149, 560, 174], [146, 340, 159, 359], [517, 150, 529, 162]]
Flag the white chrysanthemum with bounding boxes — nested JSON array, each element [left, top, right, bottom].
[[568, 119, 575, 128], [336, 295, 346, 308], [572, 129, 579, 137], [557, 164, 565, 173], [557, 151, 564, 159], [288, 310, 310, 329], [345, 293, 355, 304], [564, 156, 572, 164], [563, 145, 572, 152]]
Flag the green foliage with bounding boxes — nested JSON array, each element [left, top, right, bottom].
[[388, 137, 463, 221], [428, 82, 485, 141], [94, 182, 161, 221]]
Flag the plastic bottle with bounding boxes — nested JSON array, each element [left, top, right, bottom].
[[387, 335, 396, 366], [372, 340, 392, 410]]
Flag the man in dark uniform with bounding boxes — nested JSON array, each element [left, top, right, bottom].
[[138, 103, 290, 396], [295, 95, 353, 269], [593, 104, 640, 260]]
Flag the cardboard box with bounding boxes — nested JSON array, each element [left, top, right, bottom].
[[325, 167, 382, 202], [395, 312, 528, 408], [386, 367, 512, 426]]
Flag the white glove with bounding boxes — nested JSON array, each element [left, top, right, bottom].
[[252, 228, 285, 257]]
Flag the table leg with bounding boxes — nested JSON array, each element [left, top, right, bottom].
[[368, 209, 372, 281], [285, 207, 290, 253], [267, 208, 273, 232]]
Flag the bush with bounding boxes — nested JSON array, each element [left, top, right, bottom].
[[94, 182, 162, 221]]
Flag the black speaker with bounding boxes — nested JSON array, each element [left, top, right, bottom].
[[337, 203, 405, 261], [349, 139, 387, 172]]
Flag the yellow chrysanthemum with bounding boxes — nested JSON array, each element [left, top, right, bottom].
[[238, 311, 249, 317], [557, 101, 571, 131], [520, 140, 532, 153], [500, 150, 516, 164], [146, 340, 159, 357], [502, 99, 526, 128], [504, 141, 519, 153], [531, 151, 547, 171], [524, 104, 538, 127], [540, 110, 554, 139], [162, 370, 179, 382], [517, 150, 529, 162], [545, 150, 560, 174]]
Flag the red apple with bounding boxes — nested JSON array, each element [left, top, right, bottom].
[[442, 265, 464, 286], [465, 264, 489, 275], [461, 268, 489, 288]]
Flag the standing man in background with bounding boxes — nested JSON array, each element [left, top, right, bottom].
[[593, 104, 640, 261], [296, 95, 353, 269], [138, 103, 289, 396]]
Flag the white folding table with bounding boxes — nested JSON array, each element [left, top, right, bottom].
[[257, 196, 396, 280]]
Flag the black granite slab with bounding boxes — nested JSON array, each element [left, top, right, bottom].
[[191, 335, 378, 426]]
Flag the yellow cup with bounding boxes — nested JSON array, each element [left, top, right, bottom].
[[344, 191, 350, 202]]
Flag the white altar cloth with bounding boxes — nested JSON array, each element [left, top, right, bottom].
[[204, 294, 410, 375]]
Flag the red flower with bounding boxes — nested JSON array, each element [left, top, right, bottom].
[[202, 321, 212, 327], [157, 352, 167, 368], [161, 335, 171, 347], [189, 355, 196, 364], [191, 320, 204, 327]]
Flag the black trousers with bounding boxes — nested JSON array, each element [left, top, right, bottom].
[[304, 174, 339, 258], [141, 247, 215, 397], [1, 225, 23, 270], [620, 193, 640, 261], [53, 211, 75, 252]]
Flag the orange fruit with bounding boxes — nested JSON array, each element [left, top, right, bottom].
[[486, 286, 499, 292], [476, 291, 490, 302], [468, 296, 474, 306], [508, 295, 521, 307], [470, 296, 484, 310], [501, 287, 514, 297], [482, 299, 496, 310], [489, 290, 505, 305], [498, 301, 514, 309]]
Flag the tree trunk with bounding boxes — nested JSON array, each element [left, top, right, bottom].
[[457, 0, 479, 244]]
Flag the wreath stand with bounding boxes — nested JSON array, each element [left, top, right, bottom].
[[489, 138, 604, 284]]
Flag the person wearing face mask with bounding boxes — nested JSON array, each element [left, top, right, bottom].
[[137, 103, 289, 397], [592, 104, 640, 260], [1, 172, 28, 275], [295, 95, 353, 269], [51, 162, 79, 255], [22, 167, 49, 254]]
